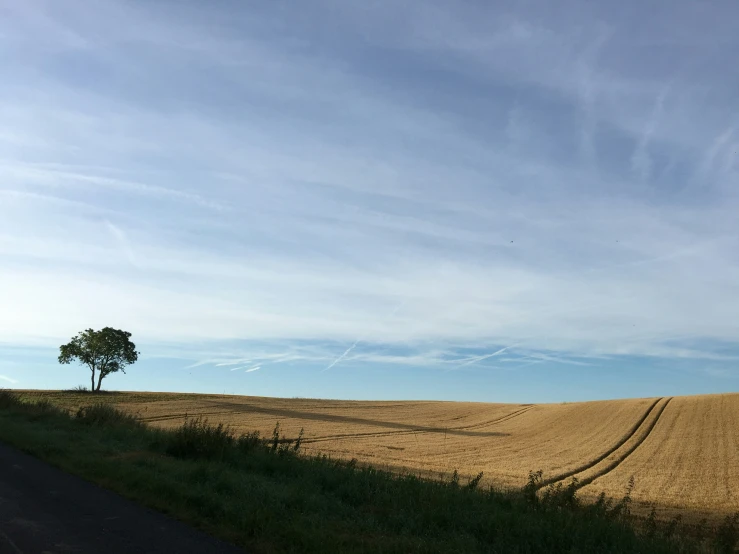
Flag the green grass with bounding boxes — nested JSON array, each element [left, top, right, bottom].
[[0, 391, 733, 553]]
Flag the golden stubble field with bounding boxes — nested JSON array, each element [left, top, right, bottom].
[[18, 390, 739, 522]]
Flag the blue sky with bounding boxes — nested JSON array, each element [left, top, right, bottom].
[[1, 1, 739, 403]]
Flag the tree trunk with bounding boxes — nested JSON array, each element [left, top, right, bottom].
[[96, 372, 104, 392], [91, 367, 95, 392]]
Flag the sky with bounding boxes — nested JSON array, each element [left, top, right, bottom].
[[1, 1, 739, 403]]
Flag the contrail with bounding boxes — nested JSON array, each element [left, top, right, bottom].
[[216, 360, 252, 367], [449, 344, 518, 371], [322, 300, 406, 372], [104, 220, 139, 268], [322, 339, 361, 372]]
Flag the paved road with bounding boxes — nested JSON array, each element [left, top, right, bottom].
[[0, 442, 245, 553]]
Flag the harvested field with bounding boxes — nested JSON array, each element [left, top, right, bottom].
[[578, 394, 739, 522], [15, 390, 739, 521]]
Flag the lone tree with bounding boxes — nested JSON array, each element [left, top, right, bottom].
[[58, 327, 139, 391]]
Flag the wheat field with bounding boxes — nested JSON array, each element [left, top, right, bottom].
[[18, 390, 739, 522]]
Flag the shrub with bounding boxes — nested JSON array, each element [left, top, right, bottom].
[[269, 422, 303, 456], [523, 469, 544, 505], [695, 518, 709, 542], [0, 390, 23, 410], [236, 430, 264, 454], [590, 492, 614, 517], [293, 427, 304, 452], [75, 403, 142, 429], [541, 477, 580, 510], [167, 416, 235, 460], [467, 471, 484, 491], [645, 507, 658, 538], [714, 512, 739, 554], [665, 514, 682, 539], [0, 392, 64, 420], [450, 469, 460, 488], [608, 476, 635, 521]]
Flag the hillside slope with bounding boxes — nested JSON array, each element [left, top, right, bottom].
[[15, 390, 739, 521]]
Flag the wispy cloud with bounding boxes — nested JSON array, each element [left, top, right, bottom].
[[698, 127, 737, 185], [245, 366, 261, 373], [104, 220, 138, 268], [631, 84, 671, 181], [0, 375, 19, 384], [1, 0, 739, 380]]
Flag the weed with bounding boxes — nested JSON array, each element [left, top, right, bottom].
[[665, 514, 682, 539], [167, 416, 235, 460], [64, 385, 90, 393], [27, 399, 62, 421], [541, 477, 580, 510], [76, 404, 142, 428], [609, 475, 635, 521], [713, 512, 739, 554], [0, 393, 64, 420], [591, 491, 614, 517], [467, 471, 484, 491], [695, 518, 709, 542], [450, 469, 460, 488], [236, 430, 263, 454], [645, 507, 658, 538], [293, 427, 304, 452], [266, 422, 303, 456], [0, 390, 22, 410], [270, 421, 281, 453], [523, 469, 544, 505]]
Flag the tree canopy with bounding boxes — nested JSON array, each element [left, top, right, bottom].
[[58, 327, 139, 391]]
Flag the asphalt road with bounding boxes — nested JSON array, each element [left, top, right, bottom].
[[0, 442, 245, 554]]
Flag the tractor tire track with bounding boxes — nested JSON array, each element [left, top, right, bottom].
[[455, 405, 535, 431], [574, 397, 673, 489], [536, 397, 663, 490], [139, 410, 236, 423]]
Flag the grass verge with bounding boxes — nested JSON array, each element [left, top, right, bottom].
[[0, 391, 733, 553]]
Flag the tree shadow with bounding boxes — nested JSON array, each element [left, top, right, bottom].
[[211, 400, 510, 438]]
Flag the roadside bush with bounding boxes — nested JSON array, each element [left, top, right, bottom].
[[236, 430, 264, 454], [467, 471, 484, 491], [540, 477, 580, 510], [0, 390, 22, 410], [269, 422, 304, 456], [523, 470, 544, 505], [167, 416, 235, 460], [714, 512, 739, 553], [75, 403, 142, 429], [30, 399, 60, 417], [0, 392, 64, 420]]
